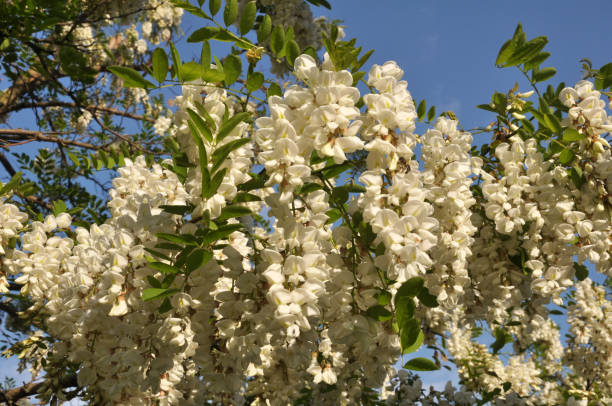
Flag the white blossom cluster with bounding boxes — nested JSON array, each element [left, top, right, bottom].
[[3, 53, 612, 405]]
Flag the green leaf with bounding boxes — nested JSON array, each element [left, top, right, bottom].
[[524, 52, 550, 70], [491, 327, 508, 354], [400, 319, 422, 353], [201, 41, 212, 67], [0, 172, 22, 196], [218, 204, 252, 221], [152, 48, 168, 83], [403, 357, 439, 371], [52, 200, 67, 215], [319, 162, 352, 179], [188, 26, 220, 42], [185, 248, 213, 273], [205, 168, 227, 198], [224, 54, 242, 86], [194, 101, 217, 131], [506, 36, 547, 66], [395, 277, 425, 300], [209, 0, 221, 16], [181, 62, 204, 82], [427, 106, 436, 122], [574, 262, 589, 281], [108, 66, 155, 88], [187, 108, 213, 143], [377, 290, 392, 306], [298, 182, 323, 195], [239, 1, 257, 35], [169, 42, 182, 80], [270, 25, 285, 55], [403, 328, 425, 354], [156, 233, 198, 246], [246, 71, 264, 93], [233, 192, 261, 202], [353, 49, 374, 72], [267, 82, 282, 98], [366, 305, 393, 322], [417, 288, 439, 308], [149, 261, 182, 274], [417, 100, 426, 120], [395, 296, 415, 328], [570, 165, 585, 189], [533, 67, 556, 83], [223, 0, 238, 26], [496, 39, 517, 66], [258, 14, 272, 43], [286, 40, 300, 66], [216, 112, 251, 143], [563, 128, 584, 142], [325, 208, 342, 224], [201, 223, 243, 245], [146, 275, 162, 288], [558, 148, 575, 165], [201, 68, 225, 83], [142, 288, 180, 301]]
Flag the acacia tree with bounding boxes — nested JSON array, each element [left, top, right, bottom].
[[0, 0, 611, 405]]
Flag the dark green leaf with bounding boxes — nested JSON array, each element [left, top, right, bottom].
[[209, 0, 221, 16], [270, 25, 285, 55], [217, 204, 252, 221], [286, 40, 300, 66], [201, 41, 211, 67], [201, 223, 243, 245], [574, 262, 589, 281], [223, 0, 238, 26], [216, 112, 251, 143], [187, 108, 213, 143], [205, 168, 226, 198], [533, 67, 556, 83], [188, 26, 220, 42], [427, 106, 436, 122], [403, 357, 439, 371], [142, 288, 180, 301], [496, 39, 517, 66], [570, 165, 585, 189], [156, 233, 198, 245], [491, 327, 508, 354], [108, 66, 155, 88], [319, 162, 352, 179], [201, 68, 225, 83], [366, 305, 392, 322], [149, 261, 182, 274], [417, 288, 439, 308], [239, 1, 257, 35], [417, 100, 426, 120], [395, 277, 425, 301], [233, 192, 261, 202], [257, 14, 272, 43], [169, 42, 182, 80], [506, 36, 547, 66], [298, 182, 323, 195], [395, 296, 415, 328], [52, 200, 67, 215], [185, 248, 213, 273], [152, 48, 168, 83], [160, 205, 193, 215]]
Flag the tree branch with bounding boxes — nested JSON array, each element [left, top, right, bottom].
[[0, 374, 77, 405], [0, 129, 109, 151]]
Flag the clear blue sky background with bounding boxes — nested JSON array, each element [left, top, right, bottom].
[[2, 0, 612, 398]]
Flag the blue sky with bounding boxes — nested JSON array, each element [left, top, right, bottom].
[[2, 0, 612, 398]]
